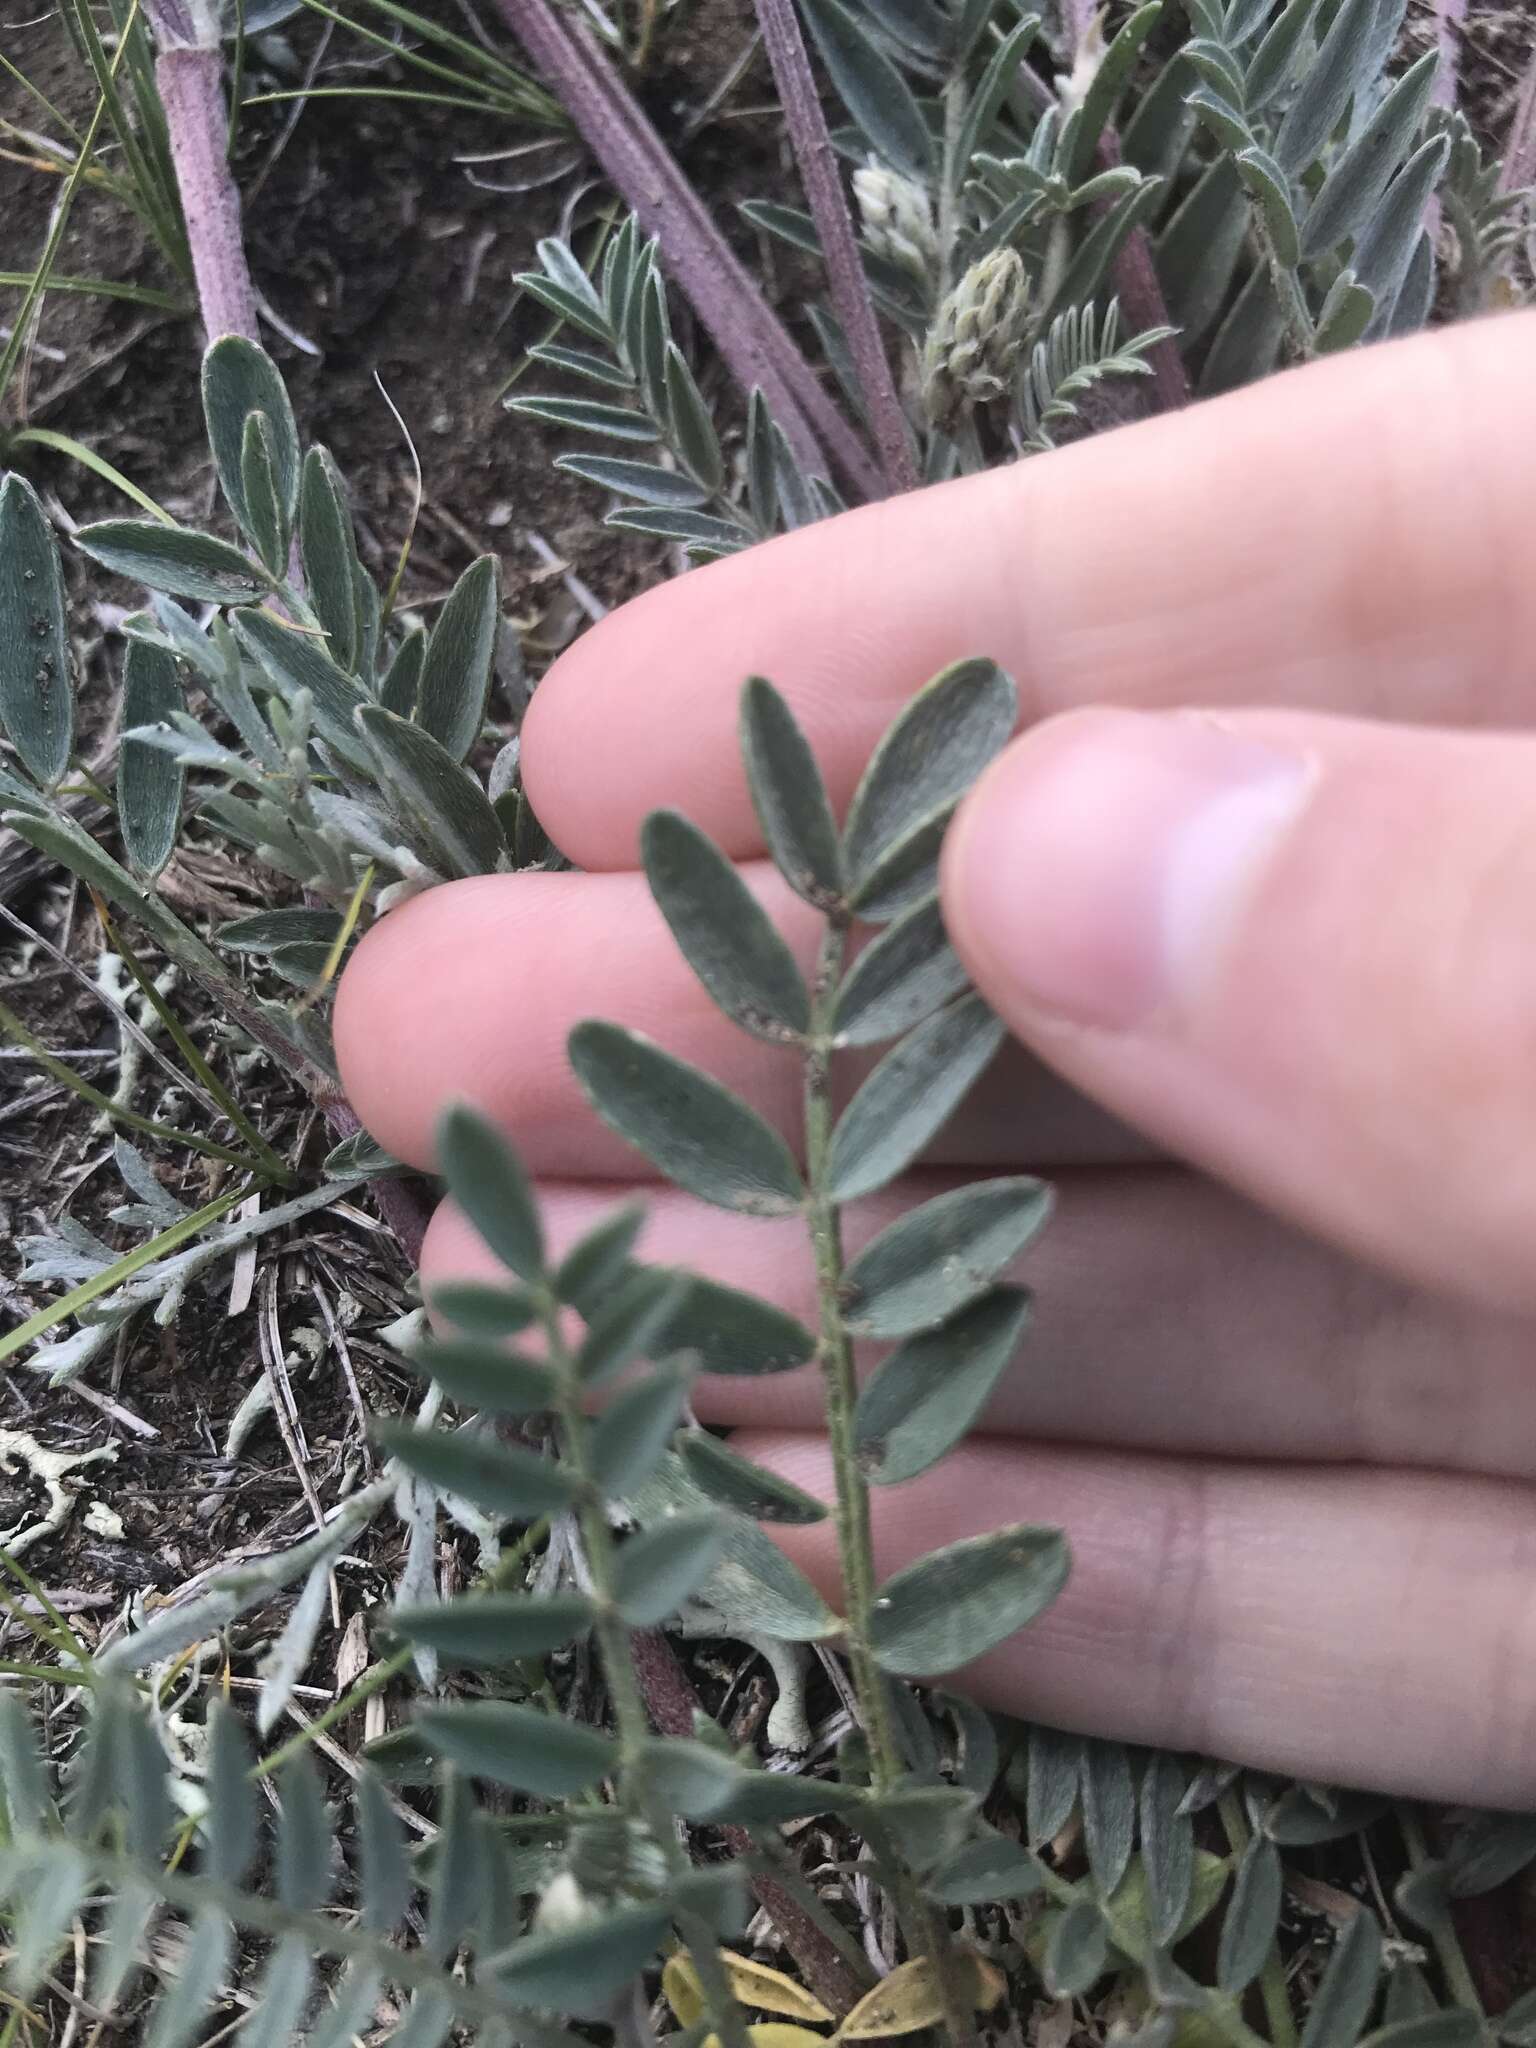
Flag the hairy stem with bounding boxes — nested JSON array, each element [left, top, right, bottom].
[[153, 44, 260, 344], [488, 0, 883, 500], [544, 1307, 752, 2048], [1250, 214, 1314, 365], [803, 920, 975, 2048], [751, 0, 917, 494]]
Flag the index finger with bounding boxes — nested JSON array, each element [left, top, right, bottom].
[[523, 312, 1536, 870]]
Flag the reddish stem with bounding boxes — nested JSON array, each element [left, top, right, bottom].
[[751, 0, 917, 494], [154, 45, 261, 345], [488, 0, 884, 501]]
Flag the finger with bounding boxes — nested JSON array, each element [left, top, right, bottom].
[[942, 707, 1536, 1313], [522, 315, 1536, 869], [334, 867, 1134, 1172], [729, 1434, 1536, 1808], [422, 1168, 1536, 1480]]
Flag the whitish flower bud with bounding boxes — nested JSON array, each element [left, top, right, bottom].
[[852, 159, 940, 287], [534, 1871, 602, 1936], [920, 247, 1031, 433]]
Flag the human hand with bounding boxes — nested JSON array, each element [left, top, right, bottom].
[[336, 311, 1536, 1811]]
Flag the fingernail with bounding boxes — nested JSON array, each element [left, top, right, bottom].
[[947, 711, 1314, 1029]]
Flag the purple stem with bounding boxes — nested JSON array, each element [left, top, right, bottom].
[[752, 0, 918, 493], [1097, 131, 1191, 412], [489, 0, 884, 500], [1501, 33, 1536, 193], [1430, 0, 1468, 110], [154, 43, 261, 344]]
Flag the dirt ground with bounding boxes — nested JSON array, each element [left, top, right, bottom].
[[3, 0, 1536, 2032]]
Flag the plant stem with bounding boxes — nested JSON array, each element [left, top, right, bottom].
[[751, 0, 917, 495], [488, 0, 884, 500], [1249, 214, 1314, 366], [153, 42, 260, 344], [802, 920, 976, 2048], [1397, 1808, 1485, 2015], [1217, 1791, 1297, 2048], [542, 1305, 753, 2048]]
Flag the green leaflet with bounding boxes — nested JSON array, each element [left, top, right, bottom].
[[827, 992, 1006, 1201], [357, 703, 505, 878], [240, 412, 289, 575], [841, 658, 1016, 896], [679, 1430, 829, 1523], [357, 1766, 411, 1932], [1139, 1749, 1196, 1946], [842, 1177, 1051, 1336], [554, 1203, 647, 1315], [118, 640, 184, 877], [642, 809, 810, 1040], [435, 1104, 545, 1283], [404, 1335, 556, 1415], [1217, 1832, 1282, 1994], [832, 892, 967, 1047], [588, 1363, 694, 1495], [486, 1903, 672, 2013], [926, 1831, 1047, 1906], [800, 0, 932, 179], [1080, 1737, 1136, 1895], [203, 1700, 257, 1886], [0, 472, 72, 787], [202, 336, 301, 543], [657, 1274, 817, 1376], [739, 676, 844, 909], [569, 1020, 805, 1216], [854, 1285, 1032, 1484], [300, 445, 363, 672], [274, 1750, 330, 1912], [612, 1512, 729, 1626], [77, 520, 269, 604], [374, 1419, 575, 1518], [577, 1266, 692, 1386], [144, 1908, 231, 2048], [418, 1700, 617, 1797], [1300, 1909, 1383, 2048], [1273, 0, 1377, 171], [390, 1591, 594, 1665], [869, 1522, 1070, 1675], [428, 1280, 538, 1339], [1044, 1896, 1108, 1997], [417, 555, 499, 763]]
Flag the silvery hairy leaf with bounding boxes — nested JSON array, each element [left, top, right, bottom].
[[1046, 1897, 1109, 1997], [577, 1266, 691, 1386], [1243, 0, 1319, 108], [78, 521, 269, 604], [418, 1701, 616, 1796], [118, 640, 184, 877], [832, 892, 967, 1046], [739, 676, 843, 909], [417, 555, 499, 764], [1218, 1832, 1282, 1993], [1140, 1749, 1195, 1944], [607, 507, 752, 551], [508, 395, 655, 440], [234, 606, 372, 768], [405, 1335, 555, 1415], [1064, 0, 1162, 182], [258, 1549, 333, 1734], [274, 1750, 330, 1910], [390, 1590, 594, 1665], [854, 1285, 1032, 1484], [436, 1103, 545, 1283], [357, 703, 504, 877], [202, 336, 300, 543], [380, 625, 425, 716], [642, 808, 810, 1039], [1200, 261, 1285, 396], [428, 1279, 537, 1338], [144, 1908, 230, 2048], [203, 1700, 257, 1886], [664, 344, 725, 494], [0, 1695, 50, 1837], [373, 1418, 575, 1518], [1026, 1723, 1083, 1845], [679, 1429, 829, 1523], [1081, 1738, 1137, 1895], [926, 1830, 1047, 1905], [588, 1363, 694, 1495], [300, 445, 362, 672], [1315, 270, 1376, 353], [554, 1203, 646, 1314], [1300, 1908, 1383, 2048], [956, 16, 1043, 178], [486, 1904, 672, 2013], [870, 1523, 1070, 1674], [0, 473, 72, 788], [1274, 0, 1378, 171], [612, 1511, 729, 1626], [1237, 146, 1300, 265], [1355, 135, 1451, 336], [1300, 49, 1438, 257], [656, 1273, 818, 1375], [239, 1937, 313, 2048], [828, 992, 1006, 1201], [842, 658, 1016, 899], [569, 1020, 805, 1215], [556, 454, 710, 508], [356, 1767, 410, 1933], [239, 413, 288, 576], [800, 0, 932, 180], [842, 1177, 1051, 1336]]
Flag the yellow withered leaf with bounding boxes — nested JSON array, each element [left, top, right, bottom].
[[832, 1950, 1006, 2040], [664, 1948, 836, 2030], [705, 2027, 830, 2048]]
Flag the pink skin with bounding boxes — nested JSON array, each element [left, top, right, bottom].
[[338, 312, 1536, 1809]]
